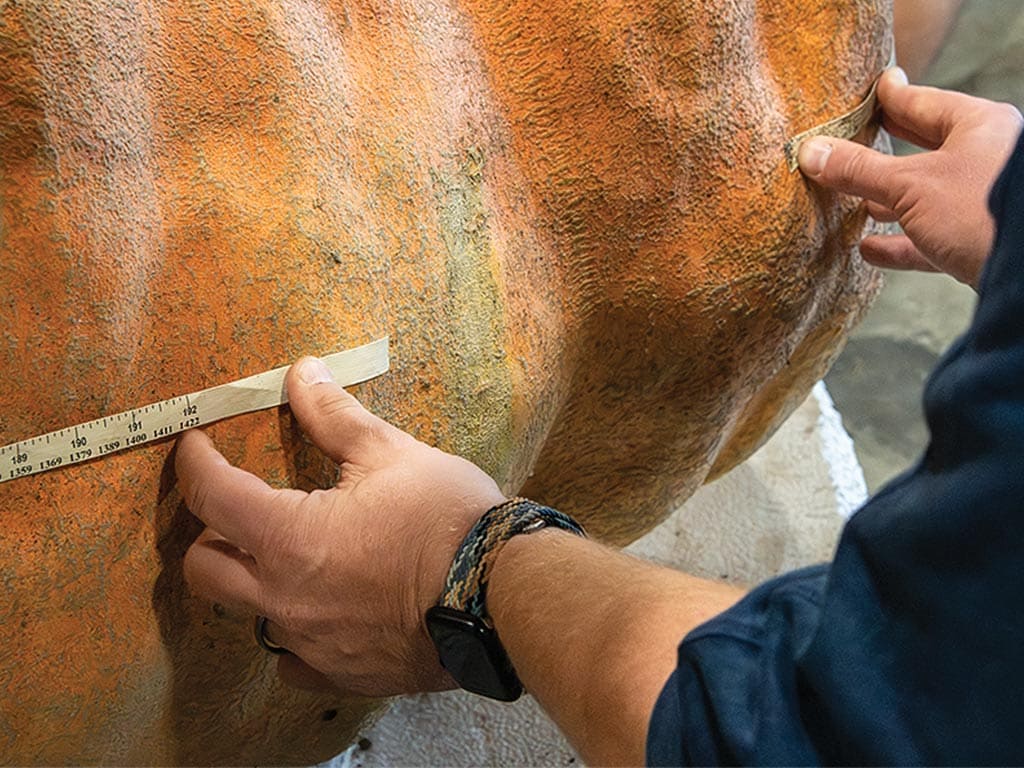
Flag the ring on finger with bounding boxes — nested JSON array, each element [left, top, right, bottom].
[[255, 615, 289, 655]]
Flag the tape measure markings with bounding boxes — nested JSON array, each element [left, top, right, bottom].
[[0, 337, 389, 484], [784, 66, 888, 172]]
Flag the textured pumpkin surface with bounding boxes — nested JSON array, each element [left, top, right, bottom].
[[0, 0, 890, 764]]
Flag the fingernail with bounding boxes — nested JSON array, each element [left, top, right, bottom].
[[798, 137, 833, 176], [888, 66, 909, 86], [298, 357, 334, 385]]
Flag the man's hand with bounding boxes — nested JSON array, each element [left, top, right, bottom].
[[798, 67, 1023, 287], [175, 356, 506, 696], [176, 357, 746, 765]]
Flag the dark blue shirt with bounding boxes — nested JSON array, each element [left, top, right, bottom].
[[647, 132, 1024, 766]]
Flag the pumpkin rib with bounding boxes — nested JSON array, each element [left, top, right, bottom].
[[0, 1, 891, 763]]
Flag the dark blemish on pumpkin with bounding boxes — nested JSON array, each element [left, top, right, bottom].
[[212, 603, 227, 618], [321, 709, 338, 722]]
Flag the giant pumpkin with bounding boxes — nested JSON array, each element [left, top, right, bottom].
[[0, 0, 890, 764]]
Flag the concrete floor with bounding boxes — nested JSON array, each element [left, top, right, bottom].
[[824, 0, 1022, 493], [825, 270, 975, 491]]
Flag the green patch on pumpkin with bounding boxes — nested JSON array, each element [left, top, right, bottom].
[[432, 146, 515, 480]]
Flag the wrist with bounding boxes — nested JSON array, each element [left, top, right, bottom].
[[424, 498, 586, 701]]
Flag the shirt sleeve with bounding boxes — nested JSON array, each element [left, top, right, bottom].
[[647, 565, 830, 766], [648, 130, 1024, 766]]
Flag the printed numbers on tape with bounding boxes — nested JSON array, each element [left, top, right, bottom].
[[0, 338, 389, 484]]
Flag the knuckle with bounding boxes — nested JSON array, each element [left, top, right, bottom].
[[832, 146, 867, 187], [254, 489, 301, 553], [182, 474, 210, 516], [313, 386, 363, 422], [897, 84, 928, 120], [321, 391, 396, 444]]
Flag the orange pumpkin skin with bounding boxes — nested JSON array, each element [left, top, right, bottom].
[[0, 0, 889, 764]]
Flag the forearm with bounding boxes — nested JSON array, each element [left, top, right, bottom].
[[488, 529, 745, 766], [177, 365, 746, 762]]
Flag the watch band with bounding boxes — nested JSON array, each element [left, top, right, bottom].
[[426, 497, 586, 701], [439, 497, 587, 618]]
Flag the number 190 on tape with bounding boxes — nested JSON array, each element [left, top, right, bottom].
[[0, 338, 389, 484]]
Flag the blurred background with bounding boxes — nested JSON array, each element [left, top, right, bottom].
[[826, 0, 1024, 491]]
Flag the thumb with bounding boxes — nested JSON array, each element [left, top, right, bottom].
[[797, 135, 904, 210], [285, 356, 397, 467]]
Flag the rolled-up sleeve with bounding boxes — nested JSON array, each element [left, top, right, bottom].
[[647, 566, 829, 766], [648, 131, 1024, 766]]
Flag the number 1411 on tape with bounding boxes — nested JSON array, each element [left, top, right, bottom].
[[0, 338, 389, 484]]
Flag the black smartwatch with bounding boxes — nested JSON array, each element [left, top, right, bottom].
[[425, 497, 586, 701]]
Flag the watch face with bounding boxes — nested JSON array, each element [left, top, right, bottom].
[[426, 607, 523, 702]]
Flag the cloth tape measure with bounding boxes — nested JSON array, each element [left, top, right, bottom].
[[0, 337, 389, 484], [784, 58, 893, 172]]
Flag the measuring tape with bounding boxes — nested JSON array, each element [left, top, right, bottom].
[[0, 337, 389, 484], [783, 64, 889, 172]]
